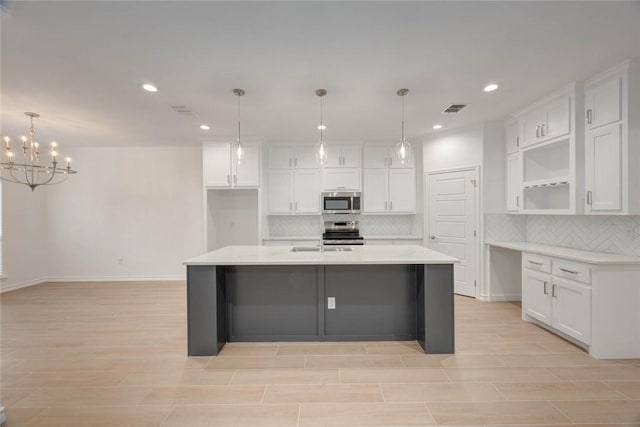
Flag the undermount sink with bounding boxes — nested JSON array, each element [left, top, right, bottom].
[[291, 246, 322, 252], [290, 246, 353, 253]]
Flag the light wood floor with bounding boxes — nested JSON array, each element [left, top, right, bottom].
[[1, 282, 639, 426]]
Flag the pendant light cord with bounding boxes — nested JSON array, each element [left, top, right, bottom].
[[401, 93, 405, 144], [320, 95, 324, 143], [237, 93, 241, 145]]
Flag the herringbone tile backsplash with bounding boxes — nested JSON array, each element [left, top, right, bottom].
[[486, 214, 640, 257]]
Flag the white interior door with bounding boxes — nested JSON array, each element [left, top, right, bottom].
[[427, 169, 477, 297]]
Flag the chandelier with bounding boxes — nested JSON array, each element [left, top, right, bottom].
[[1, 112, 77, 191]]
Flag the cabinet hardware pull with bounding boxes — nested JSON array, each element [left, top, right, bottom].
[[516, 196, 519, 207], [289, 202, 293, 211], [586, 109, 593, 124], [552, 284, 557, 298], [559, 268, 578, 275], [294, 158, 297, 167], [587, 190, 593, 205], [536, 125, 540, 138], [227, 174, 230, 185], [390, 201, 393, 210], [295, 202, 298, 211], [384, 201, 388, 210], [233, 175, 237, 185], [543, 281, 549, 295], [516, 136, 519, 147], [289, 158, 292, 167], [528, 260, 543, 266], [541, 124, 546, 137], [389, 157, 392, 166]]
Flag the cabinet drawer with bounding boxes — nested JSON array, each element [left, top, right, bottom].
[[552, 260, 592, 284], [523, 253, 551, 273]]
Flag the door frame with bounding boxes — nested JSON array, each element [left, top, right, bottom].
[[424, 165, 482, 299]]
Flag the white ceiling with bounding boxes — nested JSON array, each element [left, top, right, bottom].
[[2, 1, 640, 147]]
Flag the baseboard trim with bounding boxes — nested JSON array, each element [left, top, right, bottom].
[[1, 277, 48, 293], [477, 293, 522, 302], [47, 275, 185, 282], [1, 275, 184, 292]]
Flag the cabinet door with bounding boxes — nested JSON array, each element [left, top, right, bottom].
[[506, 153, 520, 212], [268, 170, 293, 214], [505, 121, 520, 154], [203, 143, 231, 187], [388, 169, 416, 213], [363, 169, 389, 213], [324, 147, 343, 168], [293, 169, 320, 214], [586, 75, 622, 130], [293, 146, 318, 169], [234, 142, 260, 187], [585, 124, 622, 212], [268, 146, 293, 169], [522, 269, 552, 325], [341, 144, 362, 168], [363, 146, 389, 168], [322, 168, 361, 191], [543, 95, 571, 141], [389, 147, 414, 169], [520, 110, 544, 147], [552, 277, 592, 344]]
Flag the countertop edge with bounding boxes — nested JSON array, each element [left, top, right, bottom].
[[487, 241, 640, 265]]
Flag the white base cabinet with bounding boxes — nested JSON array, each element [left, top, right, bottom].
[[520, 251, 640, 358], [522, 253, 592, 346]]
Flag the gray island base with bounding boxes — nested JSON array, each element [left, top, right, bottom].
[[184, 246, 457, 356]]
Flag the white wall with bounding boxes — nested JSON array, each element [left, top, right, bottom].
[[44, 147, 204, 281], [482, 120, 506, 214], [422, 125, 483, 172], [207, 189, 259, 250], [1, 182, 48, 292]]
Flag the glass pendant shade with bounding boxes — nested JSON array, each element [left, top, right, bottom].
[[315, 140, 328, 166], [234, 140, 245, 165], [395, 139, 413, 165]]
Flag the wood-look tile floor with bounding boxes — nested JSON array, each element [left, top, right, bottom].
[[1, 281, 639, 426]]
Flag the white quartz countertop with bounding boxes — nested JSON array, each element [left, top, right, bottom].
[[184, 245, 458, 266], [262, 235, 423, 241], [488, 241, 640, 265]]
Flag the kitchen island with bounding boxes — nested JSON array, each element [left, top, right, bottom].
[[183, 245, 458, 356]]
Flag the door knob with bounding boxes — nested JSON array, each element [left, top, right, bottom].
[[430, 235, 436, 240]]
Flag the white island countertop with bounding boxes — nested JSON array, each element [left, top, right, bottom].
[[488, 241, 640, 265], [184, 245, 459, 266]]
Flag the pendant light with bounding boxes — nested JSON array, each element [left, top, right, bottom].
[[233, 88, 245, 165], [314, 89, 328, 166], [395, 88, 412, 165]]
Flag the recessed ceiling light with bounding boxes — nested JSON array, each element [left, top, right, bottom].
[[317, 124, 326, 130], [142, 83, 158, 92], [483, 83, 500, 92], [199, 124, 210, 130], [432, 124, 443, 130]]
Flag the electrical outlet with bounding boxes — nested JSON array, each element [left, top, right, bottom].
[[327, 297, 336, 310]]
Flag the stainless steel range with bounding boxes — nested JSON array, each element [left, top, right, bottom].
[[322, 220, 365, 246]]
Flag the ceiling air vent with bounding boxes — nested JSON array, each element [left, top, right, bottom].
[[170, 105, 196, 115], [442, 104, 467, 114]]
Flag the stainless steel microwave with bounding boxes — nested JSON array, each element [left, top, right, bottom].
[[322, 191, 361, 214]]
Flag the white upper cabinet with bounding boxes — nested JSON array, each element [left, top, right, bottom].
[[585, 75, 622, 130], [267, 169, 320, 215], [388, 169, 416, 213], [506, 152, 520, 212], [520, 94, 571, 148], [362, 169, 388, 213], [203, 143, 232, 187], [363, 145, 414, 169], [584, 59, 640, 215], [203, 141, 260, 188], [505, 121, 520, 154], [322, 168, 361, 191], [324, 144, 361, 168], [268, 145, 318, 169], [544, 95, 571, 141]]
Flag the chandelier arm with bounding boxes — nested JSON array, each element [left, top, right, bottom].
[[0, 174, 26, 185], [38, 164, 59, 186], [47, 172, 71, 186]]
